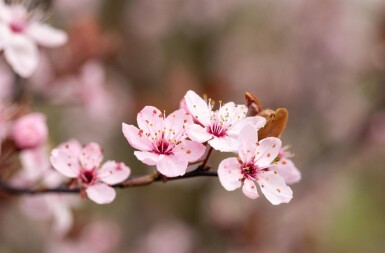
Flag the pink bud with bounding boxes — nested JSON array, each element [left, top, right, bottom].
[[11, 113, 48, 149]]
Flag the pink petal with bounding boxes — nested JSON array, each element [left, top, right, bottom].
[[50, 140, 82, 178], [156, 155, 188, 177], [122, 123, 152, 151], [173, 140, 206, 163], [242, 179, 259, 199], [164, 109, 193, 136], [85, 183, 116, 204], [98, 161, 131, 185], [4, 34, 39, 77], [186, 124, 212, 143], [208, 136, 238, 152], [26, 22, 67, 47], [217, 157, 243, 191], [269, 158, 301, 185], [184, 90, 211, 125], [254, 137, 282, 168], [228, 116, 266, 136], [79, 142, 103, 170], [137, 106, 164, 133], [134, 151, 160, 166], [257, 171, 293, 205], [238, 124, 258, 162]]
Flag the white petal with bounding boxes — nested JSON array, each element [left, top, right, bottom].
[[27, 22, 67, 47], [85, 183, 116, 204], [184, 90, 211, 125], [186, 124, 212, 143], [208, 136, 238, 152], [4, 34, 39, 77], [254, 137, 282, 168], [134, 151, 160, 166], [242, 179, 259, 199], [79, 142, 103, 170], [173, 140, 206, 163], [217, 157, 243, 191], [98, 161, 131, 185], [237, 124, 258, 162], [228, 116, 266, 136], [269, 158, 301, 184], [122, 123, 152, 151], [257, 171, 293, 205], [156, 155, 188, 177]]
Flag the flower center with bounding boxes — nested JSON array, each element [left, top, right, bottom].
[[9, 22, 25, 33], [241, 163, 258, 180], [155, 139, 173, 155], [81, 170, 95, 184], [208, 122, 227, 138]]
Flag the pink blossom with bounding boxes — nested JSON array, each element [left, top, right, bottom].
[[268, 147, 301, 185], [11, 112, 48, 150], [184, 90, 266, 152], [218, 124, 293, 205], [122, 106, 206, 177], [0, 0, 67, 77], [50, 140, 131, 204]]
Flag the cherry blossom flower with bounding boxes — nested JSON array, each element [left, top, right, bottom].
[[122, 106, 206, 177], [218, 124, 293, 205], [0, 0, 67, 77], [269, 147, 301, 185], [11, 112, 48, 150], [50, 140, 131, 204], [184, 90, 266, 152]]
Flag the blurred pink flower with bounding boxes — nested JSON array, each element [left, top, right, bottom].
[[0, 0, 67, 77], [184, 90, 266, 152], [122, 106, 206, 177], [218, 124, 293, 205], [50, 140, 131, 204], [268, 147, 301, 185], [11, 112, 48, 150]]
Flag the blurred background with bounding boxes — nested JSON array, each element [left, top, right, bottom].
[[1, 0, 385, 252]]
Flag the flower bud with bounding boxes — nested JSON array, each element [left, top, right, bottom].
[[11, 113, 48, 149]]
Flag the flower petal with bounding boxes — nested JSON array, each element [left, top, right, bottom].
[[208, 136, 238, 152], [98, 161, 131, 185], [257, 171, 293, 205], [228, 116, 266, 136], [134, 151, 160, 166], [217, 157, 243, 191], [26, 22, 67, 47], [4, 34, 39, 77], [85, 183, 116, 204], [50, 140, 82, 178], [186, 124, 212, 143], [238, 124, 258, 163], [254, 137, 282, 168], [184, 90, 211, 125], [173, 140, 206, 163], [122, 123, 152, 151], [79, 143, 103, 170], [269, 158, 301, 185], [164, 109, 193, 135], [137, 106, 164, 134], [156, 155, 188, 177], [242, 179, 259, 199]]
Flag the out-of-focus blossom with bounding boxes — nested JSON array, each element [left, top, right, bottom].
[[137, 221, 195, 253], [0, 0, 67, 77], [11, 112, 48, 150], [122, 106, 206, 177], [218, 124, 292, 205], [184, 90, 266, 152], [50, 140, 131, 204], [46, 220, 121, 253], [268, 147, 301, 185]]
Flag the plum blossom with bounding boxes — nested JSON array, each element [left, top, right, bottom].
[[269, 147, 301, 185], [11, 112, 48, 150], [0, 0, 67, 77], [50, 140, 131, 204], [122, 106, 206, 177], [218, 124, 293, 205], [184, 90, 266, 152]]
